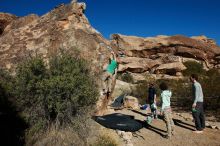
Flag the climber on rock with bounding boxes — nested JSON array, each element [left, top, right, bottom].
[[101, 51, 118, 95]]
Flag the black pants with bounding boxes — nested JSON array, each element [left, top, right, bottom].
[[192, 102, 205, 131], [150, 102, 157, 119]]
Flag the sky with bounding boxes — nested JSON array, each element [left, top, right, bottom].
[[0, 0, 220, 45]]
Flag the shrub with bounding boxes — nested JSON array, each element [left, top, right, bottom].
[[14, 54, 99, 136], [132, 81, 148, 105], [14, 57, 48, 131], [183, 61, 205, 76], [200, 69, 220, 110], [0, 69, 14, 98], [0, 69, 27, 146]]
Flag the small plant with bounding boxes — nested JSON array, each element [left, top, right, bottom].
[[132, 81, 148, 105]]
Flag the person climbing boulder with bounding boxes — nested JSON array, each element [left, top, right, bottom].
[[101, 51, 118, 95]]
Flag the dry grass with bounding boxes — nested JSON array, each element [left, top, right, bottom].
[[91, 134, 118, 146], [30, 125, 85, 146]]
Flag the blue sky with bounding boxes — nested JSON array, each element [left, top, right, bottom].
[[0, 0, 220, 45]]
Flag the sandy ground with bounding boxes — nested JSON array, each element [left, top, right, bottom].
[[106, 108, 220, 146]]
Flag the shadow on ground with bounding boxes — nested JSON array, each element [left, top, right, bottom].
[[131, 109, 150, 117], [173, 118, 195, 131], [0, 85, 27, 146], [143, 122, 167, 137]]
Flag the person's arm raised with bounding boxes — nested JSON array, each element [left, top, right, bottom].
[[111, 51, 117, 61]]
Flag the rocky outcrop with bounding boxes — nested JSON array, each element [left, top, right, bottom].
[[156, 62, 186, 75], [191, 35, 217, 45], [3, 14, 39, 34], [0, 13, 17, 35], [0, 2, 113, 74], [118, 57, 161, 73], [112, 34, 220, 79]]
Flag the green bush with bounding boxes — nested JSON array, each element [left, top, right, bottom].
[[183, 61, 205, 76], [0, 68, 27, 146], [0, 69, 14, 96], [14, 57, 48, 131], [14, 55, 99, 133], [201, 69, 220, 109], [0, 69, 15, 111], [132, 81, 148, 105]]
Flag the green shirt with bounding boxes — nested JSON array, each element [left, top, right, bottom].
[[107, 59, 117, 74]]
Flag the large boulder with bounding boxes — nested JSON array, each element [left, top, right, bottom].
[[123, 95, 139, 110], [111, 80, 136, 98]]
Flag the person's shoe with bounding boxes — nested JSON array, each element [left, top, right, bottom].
[[193, 130, 203, 134], [163, 134, 171, 139]]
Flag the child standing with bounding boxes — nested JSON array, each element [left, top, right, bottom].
[[148, 83, 158, 119], [159, 82, 175, 139]]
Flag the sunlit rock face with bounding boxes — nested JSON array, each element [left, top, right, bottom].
[[0, 13, 17, 35], [111, 34, 220, 77], [0, 2, 112, 74]]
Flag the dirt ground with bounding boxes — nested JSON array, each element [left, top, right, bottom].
[[105, 108, 220, 146]]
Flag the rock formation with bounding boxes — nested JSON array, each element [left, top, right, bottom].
[[0, 3, 112, 73], [112, 34, 220, 79], [0, 13, 17, 35]]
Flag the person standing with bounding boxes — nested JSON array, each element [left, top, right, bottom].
[[190, 74, 205, 133], [159, 82, 175, 139], [148, 83, 158, 119]]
